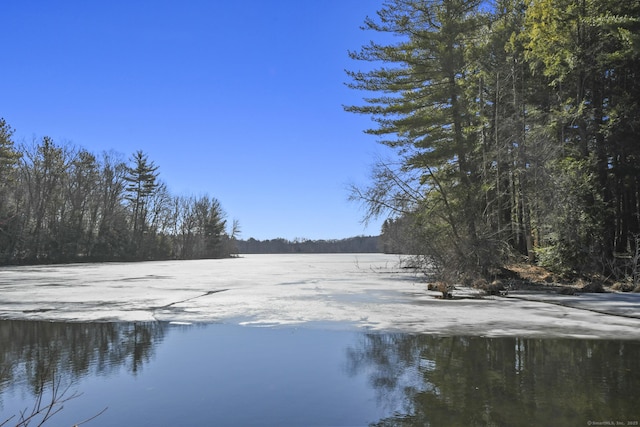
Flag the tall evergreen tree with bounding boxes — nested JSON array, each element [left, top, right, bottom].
[[0, 119, 21, 261], [0, 119, 20, 187], [124, 150, 159, 257], [346, 0, 495, 280]]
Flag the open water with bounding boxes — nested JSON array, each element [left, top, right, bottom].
[[1, 320, 639, 426]]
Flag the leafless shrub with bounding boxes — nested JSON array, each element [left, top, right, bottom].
[[606, 234, 640, 290]]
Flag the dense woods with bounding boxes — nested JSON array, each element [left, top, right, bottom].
[[348, 0, 640, 283], [0, 121, 237, 264], [235, 235, 379, 254]]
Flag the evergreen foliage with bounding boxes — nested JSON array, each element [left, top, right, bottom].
[[348, 0, 640, 280]]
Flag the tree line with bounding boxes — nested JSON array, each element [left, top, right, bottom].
[[348, 0, 640, 283], [0, 119, 238, 264], [235, 236, 380, 254]]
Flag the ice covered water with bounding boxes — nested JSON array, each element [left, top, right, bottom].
[[1, 254, 640, 338]]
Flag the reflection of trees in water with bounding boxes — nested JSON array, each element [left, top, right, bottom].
[[0, 321, 168, 397], [346, 334, 640, 426]]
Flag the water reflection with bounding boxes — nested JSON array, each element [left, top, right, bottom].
[[0, 320, 639, 426], [0, 321, 167, 397], [346, 334, 640, 426]]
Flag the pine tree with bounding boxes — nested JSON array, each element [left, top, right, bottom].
[[124, 150, 159, 256], [0, 119, 21, 260], [346, 0, 494, 280]]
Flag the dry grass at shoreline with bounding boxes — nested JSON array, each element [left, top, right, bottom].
[[502, 263, 640, 294]]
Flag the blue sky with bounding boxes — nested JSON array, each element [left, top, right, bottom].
[[1, 0, 390, 241]]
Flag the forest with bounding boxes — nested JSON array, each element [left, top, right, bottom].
[[348, 0, 640, 283], [0, 121, 238, 264], [235, 235, 379, 254]]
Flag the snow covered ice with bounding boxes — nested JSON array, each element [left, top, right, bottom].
[[1, 253, 640, 339]]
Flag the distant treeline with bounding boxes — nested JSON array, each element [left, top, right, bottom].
[[235, 236, 380, 254], [0, 119, 238, 265]]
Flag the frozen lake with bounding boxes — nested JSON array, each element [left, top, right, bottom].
[[2, 254, 640, 425], [1, 254, 640, 338]]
